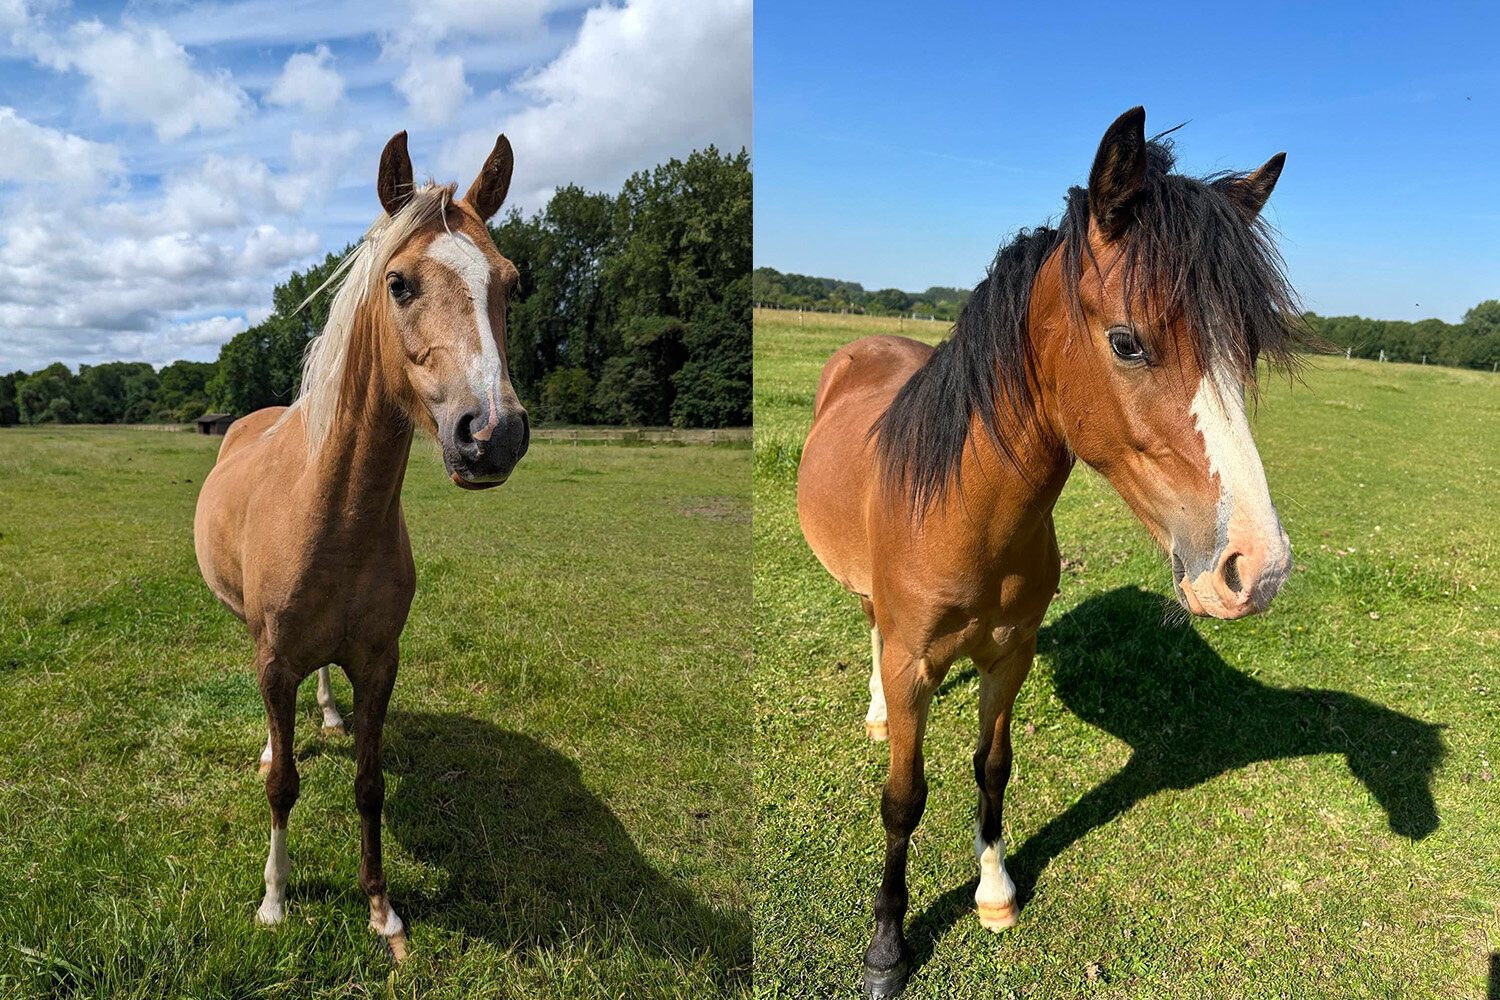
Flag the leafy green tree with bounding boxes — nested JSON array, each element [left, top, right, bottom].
[[539, 367, 595, 424], [0, 370, 22, 425], [16, 363, 74, 424]]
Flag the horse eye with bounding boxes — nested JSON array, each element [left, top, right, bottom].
[[1108, 327, 1147, 363], [386, 272, 412, 303]]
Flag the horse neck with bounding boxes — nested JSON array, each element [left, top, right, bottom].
[[308, 300, 414, 525]]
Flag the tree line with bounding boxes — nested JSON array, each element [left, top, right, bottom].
[[753, 267, 972, 321], [755, 264, 1500, 373], [1302, 301, 1500, 370], [0, 147, 751, 429]]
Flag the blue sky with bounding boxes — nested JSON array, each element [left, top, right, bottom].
[[0, 0, 751, 370], [754, 1, 1499, 323]]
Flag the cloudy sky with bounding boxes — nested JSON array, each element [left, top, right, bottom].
[[0, 0, 752, 371]]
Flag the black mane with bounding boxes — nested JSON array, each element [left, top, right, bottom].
[[872, 139, 1305, 513]]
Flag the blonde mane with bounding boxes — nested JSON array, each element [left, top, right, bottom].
[[269, 182, 457, 456]]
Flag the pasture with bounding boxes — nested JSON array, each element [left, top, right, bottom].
[[753, 309, 1500, 998], [0, 428, 751, 999]]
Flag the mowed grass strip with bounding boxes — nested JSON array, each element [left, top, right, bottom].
[[753, 309, 1500, 999], [0, 428, 751, 1000]]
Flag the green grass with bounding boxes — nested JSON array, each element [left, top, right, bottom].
[[0, 428, 751, 999], [752, 309, 1500, 999]]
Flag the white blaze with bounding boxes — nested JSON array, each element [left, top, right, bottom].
[[427, 231, 508, 433], [1188, 363, 1280, 542]]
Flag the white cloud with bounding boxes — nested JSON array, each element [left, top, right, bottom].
[[440, 0, 752, 209], [240, 224, 320, 270], [265, 44, 345, 116], [30, 20, 251, 140], [409, 0, 567, 38], [0, 107, 123, 189], [394, 50, 469, 125]]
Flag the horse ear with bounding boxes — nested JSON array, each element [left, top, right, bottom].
[[464, 134, 514, 221], [1088, 106, 1148, 240], [1225, 152, 1285, 221], [378, 131, 414, 216]]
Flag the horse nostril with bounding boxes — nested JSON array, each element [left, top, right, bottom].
[[454, 412, 483, 458], [1222, 553, 1243, 595]]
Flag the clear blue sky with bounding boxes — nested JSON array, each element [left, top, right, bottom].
[[754, 1, 1500, 323]]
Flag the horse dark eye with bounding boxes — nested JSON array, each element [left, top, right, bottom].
[[386, 272, 412, 303], [1108, 327, 1147, 362]]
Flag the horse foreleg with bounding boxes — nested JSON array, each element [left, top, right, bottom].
[[863, 644, 936, 1000], [256, 654, 300, 926], [972, 628, 1038, 932], [350, 650, 405, 960], [860, 597, 887, 741], [316, 666, 346, 734]]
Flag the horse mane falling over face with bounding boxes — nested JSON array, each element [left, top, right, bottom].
[[872, 109, 1309, 618]]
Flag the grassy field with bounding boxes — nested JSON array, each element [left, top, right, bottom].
[[753, 309, 1500, 998], [0, 428, 751, 999]]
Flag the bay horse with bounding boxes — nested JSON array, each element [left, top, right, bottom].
[[797, 108, 1304, 997], [194, 130, 529, 957]]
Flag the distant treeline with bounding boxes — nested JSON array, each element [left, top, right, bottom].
[[753, 267, 971, 321], [1303, 302, 1500, 369], [0, 147, 751, 429], [755, 265, 1500, 372]]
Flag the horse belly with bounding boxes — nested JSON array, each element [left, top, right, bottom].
[[194, 460, 249, 621]]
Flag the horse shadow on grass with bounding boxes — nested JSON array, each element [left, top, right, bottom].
[[907, 585, 1444, 968], [324, 710, 750, 988]]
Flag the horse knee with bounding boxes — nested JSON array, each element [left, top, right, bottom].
[[354, 770, 385, 816], [880, 777, 928, 837], [265, 764, 300, 818]]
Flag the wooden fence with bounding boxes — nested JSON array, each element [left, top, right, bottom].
[[56, 423, 750, 445], [530, 427, 751, 445]]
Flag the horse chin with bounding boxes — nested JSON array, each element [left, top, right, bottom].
[[449, 470, 505, 490]]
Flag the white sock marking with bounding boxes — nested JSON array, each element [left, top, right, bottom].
[[257, 826, 289, 925], [865, 626, 886, 727], [973, 820, 1016, 913], [316, 666, 343, 730]]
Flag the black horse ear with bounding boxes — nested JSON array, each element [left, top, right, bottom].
[[1088, 106, 1148, 239], [464, 134, 514, 221], [1225, 152, 1286, 221], [377, 131, 414, 216]]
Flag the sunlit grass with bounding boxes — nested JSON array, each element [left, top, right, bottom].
[[753, 308, 1500, 999], [0, 428, 751, 999]]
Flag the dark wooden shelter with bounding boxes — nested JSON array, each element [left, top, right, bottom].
[[195, 413, 234, 435]]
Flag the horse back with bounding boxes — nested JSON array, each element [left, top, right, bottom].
[[215, 406, 288, 464]]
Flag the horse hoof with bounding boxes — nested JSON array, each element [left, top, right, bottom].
[[384, 931, 409, 963], [977, 898, 1019, 931], [322, 723, 346, 736], [255, 900, 285, 926], [865, 720, 889, 742], [862, 959, 909, 999], [257, 760, 271, 776]]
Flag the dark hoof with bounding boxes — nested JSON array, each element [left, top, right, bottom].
[[862, 959, 910, 999]]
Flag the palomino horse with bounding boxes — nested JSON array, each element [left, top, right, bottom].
[[194, 131, 529, 957], [797, 108, 1303, 997]]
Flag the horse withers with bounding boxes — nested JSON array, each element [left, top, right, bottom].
[[194, 130, 528, 958], [796, 107, 1305, 997]]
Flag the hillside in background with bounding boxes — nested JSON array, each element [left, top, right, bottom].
[[0, 147, 751, 429]]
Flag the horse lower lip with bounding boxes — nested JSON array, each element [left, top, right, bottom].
[[450, 471, 505, 490]]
